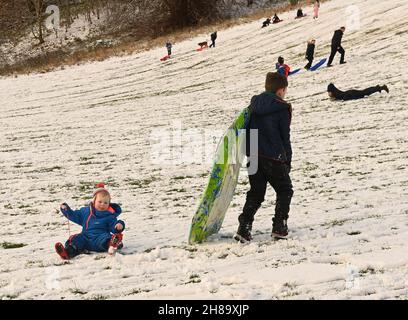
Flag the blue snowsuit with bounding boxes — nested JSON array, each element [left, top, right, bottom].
[[61, 203, 125, 255]]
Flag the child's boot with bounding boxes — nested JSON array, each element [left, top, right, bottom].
[[55, 242, 70, 260], [108, 233, 123, 255]]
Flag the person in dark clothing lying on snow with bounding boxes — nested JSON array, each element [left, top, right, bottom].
[[327, 83, 389, 101], [262, 18, 271, 28], [234, 72, 294, 243]]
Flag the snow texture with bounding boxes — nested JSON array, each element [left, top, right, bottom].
[[0, 0, 408, 300]]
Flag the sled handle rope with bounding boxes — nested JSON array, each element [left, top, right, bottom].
[[67, 217, 71, 238]]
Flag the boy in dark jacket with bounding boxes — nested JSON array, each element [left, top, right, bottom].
[[327, 83, 389, 101], [305, 39, 316, 70], [327, 27, 346, 66], [55, 183, 125, 259], [234, 72, 294, 243]]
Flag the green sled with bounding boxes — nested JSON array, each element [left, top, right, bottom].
[[188, 107, 251, 244]]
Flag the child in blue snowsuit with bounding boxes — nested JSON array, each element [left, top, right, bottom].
[[55, 183, 125, 259]]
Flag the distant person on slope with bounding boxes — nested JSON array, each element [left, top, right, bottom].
[[210, 31, 217, 48], [327, 27, 346, 67], [234, 72, 293, 243], [313, 0, 320, 19], [272, 13, 282, 24], [296, 8, 305, 18], [262, 18, 271, 28], [165, 41, 172, 56], [276, 56, 291, 78], [327, 83, 389, 101], [305, 39, 316, 70]]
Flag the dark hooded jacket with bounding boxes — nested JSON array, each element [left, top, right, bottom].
[[247, 92, 292, 165], [331, 29, 344, 48], [306, 43, 315, 59]]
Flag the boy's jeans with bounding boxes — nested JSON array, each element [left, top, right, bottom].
[[238, 158, 294, 226]]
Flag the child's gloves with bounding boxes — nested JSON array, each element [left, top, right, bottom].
[[115, 221, 125, 232], [60, 203, 71, 212]]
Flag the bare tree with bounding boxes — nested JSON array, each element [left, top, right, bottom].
[[26, 0, 46, 43]]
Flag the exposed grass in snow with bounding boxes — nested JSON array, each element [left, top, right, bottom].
[[1, 242, 27, 249]]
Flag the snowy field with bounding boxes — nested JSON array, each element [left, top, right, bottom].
[[1, 0, 408, 300]]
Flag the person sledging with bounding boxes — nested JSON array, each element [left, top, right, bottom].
[[276, 56, 291, 78], [55, 183, 125, 259]]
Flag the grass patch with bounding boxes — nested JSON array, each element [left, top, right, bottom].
[[172, 175, 194, 180], [0, 294, 19, 299], [73, 181, 95, 200], [1, 242, 27, 249], [302, 162, 319, 172], [70, 288, 88, 295], [359, 267, 384, 275], [325, 219, 348, 227], [167, 188, 187, 193], [365, 27, 382, 35], [186, 274, 201, 284], [30, 166, 63, 173], [89, 294, 108, 300], [128, 288, 152, 295], [125, 177, 158, 189]]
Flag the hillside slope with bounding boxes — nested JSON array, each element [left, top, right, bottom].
[[0, 0, 407, 299]]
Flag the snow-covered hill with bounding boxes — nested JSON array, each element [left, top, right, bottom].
[[0, 0, 407, 300]]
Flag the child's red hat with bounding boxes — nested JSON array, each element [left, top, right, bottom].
[[93, 182, 111, 199]]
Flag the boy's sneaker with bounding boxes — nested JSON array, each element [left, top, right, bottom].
[[108, 233, 123, 255], [55, 242, 70, 260], [233, 223, 253, 243], [340, 61, 347, 65], [271, 220, 288, 240]]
